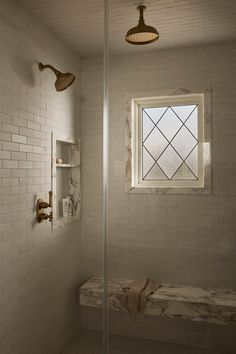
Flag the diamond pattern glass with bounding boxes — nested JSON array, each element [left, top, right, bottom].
[[185, 109, 198, 138], [143, 128, 168, 161], [157, 145, 183, 179], [171, 105, 196, 122], [171, 126, 197, 160], [156, 108, 182, 141], [142, 110, 155, 141], [144, 107, 168, 124], [142, 104, 199, 181], [146, 164, 167, 180]]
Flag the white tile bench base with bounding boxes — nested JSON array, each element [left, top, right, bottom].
[[80, 277, 236, 326]]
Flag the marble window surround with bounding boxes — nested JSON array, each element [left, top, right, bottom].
[[80, 277, 236, 326], [125, 87, 211, 194]]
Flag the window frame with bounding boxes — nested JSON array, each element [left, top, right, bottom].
[[125, 88, 211, 194]]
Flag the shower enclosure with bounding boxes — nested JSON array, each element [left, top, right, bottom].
[[69, 0, 236, 353], [1, 0, 235, 353]]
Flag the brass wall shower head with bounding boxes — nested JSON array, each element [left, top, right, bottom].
[[38, 63, 75, 92]]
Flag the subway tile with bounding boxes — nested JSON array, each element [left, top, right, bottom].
[[3, 123, 19, 134], [12, 134, 27, 144], [0, 151, 11, 159], [2, 160, 18, 168], [3, 142, 20, 151]]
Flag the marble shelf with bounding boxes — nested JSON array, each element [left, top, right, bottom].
[[80, 277, 236, 326], [56, 163, 80, 168]]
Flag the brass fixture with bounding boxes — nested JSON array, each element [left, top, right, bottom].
[[36, 191, 53, 223], [125, 5, 159, 45], [38, 63, 75, 92]]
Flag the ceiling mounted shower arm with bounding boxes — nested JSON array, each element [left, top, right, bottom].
[[137, 5, 145, 25]]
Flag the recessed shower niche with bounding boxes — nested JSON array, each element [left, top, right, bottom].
[[51, 132, 81, 229]]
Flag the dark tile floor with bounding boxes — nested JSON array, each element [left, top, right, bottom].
[[63, 330, 227, 354]]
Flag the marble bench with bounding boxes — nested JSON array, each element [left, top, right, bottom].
[[80, 276, 236, 326]]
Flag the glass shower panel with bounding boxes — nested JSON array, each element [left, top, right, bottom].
[[107, 1, 185, 353], [73, 2, 106, 354], [105, 1, 236, 354]]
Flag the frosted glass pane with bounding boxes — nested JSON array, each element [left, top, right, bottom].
[[157, 108, 182, 141], [145, 164, 167, 180], [141, 103, 199, 181], [171, 105, 197, 122], [171, 126, 197, 159], [185, 146, 198, 177], [143, 128, 168, 160], [142, 110, 155, 141], [172, 163, 196, 180], [144, 107, 168, 124], [185, 108, 198, 138], [142, 147, 155, 177], [158, 145, 182, 178]]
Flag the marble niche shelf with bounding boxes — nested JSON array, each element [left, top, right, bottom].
[[51, 133, 81, 229], [56, 163, 80, 168], [80, 277, 236, 326]]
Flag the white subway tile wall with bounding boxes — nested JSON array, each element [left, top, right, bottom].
[[81, 42, 236, 289], [0, 1, 81, 353]]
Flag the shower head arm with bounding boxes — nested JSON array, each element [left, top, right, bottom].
[[38, 62, 75, 91], [137, 5, 146, 25], [38, 63, 60, 76]]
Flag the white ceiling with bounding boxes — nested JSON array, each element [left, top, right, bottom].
[[15, 0, 236, 58]]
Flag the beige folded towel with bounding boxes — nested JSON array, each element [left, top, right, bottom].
[[139, 278, 160, 313], [120, 278, 160, 318]]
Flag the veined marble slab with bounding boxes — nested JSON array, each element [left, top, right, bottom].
[[80, 277, 236, 326]]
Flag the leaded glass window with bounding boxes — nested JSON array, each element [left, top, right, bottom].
[[142, 104, 198, 181], [130, 93, 207, 190]]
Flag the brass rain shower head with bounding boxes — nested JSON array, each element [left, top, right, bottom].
[[38, 63, 75, 92], [125, 5, 159, 45]]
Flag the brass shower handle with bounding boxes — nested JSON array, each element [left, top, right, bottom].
[[38, 201, 50, 209], [37, 191, 52, 209], [36, 191, 53, 223], [38, 211, 53, 222]]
